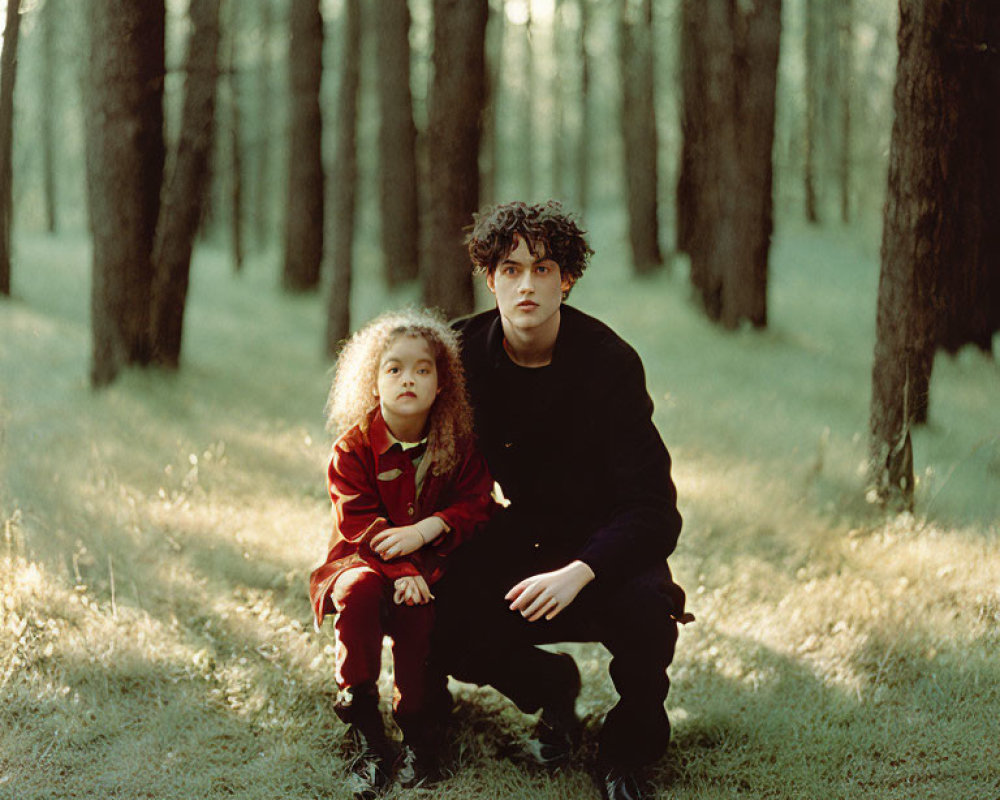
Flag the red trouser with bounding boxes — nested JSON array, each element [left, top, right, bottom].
[[331, 566, 435, 721]]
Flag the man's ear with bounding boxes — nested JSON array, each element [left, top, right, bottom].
[[486, 270, 496, 294], [560, 274, 576, 296]]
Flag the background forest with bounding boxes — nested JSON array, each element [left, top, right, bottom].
[[1, 1, 998, 799]]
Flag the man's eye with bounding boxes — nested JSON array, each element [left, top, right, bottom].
[[502, 266, 516, 275]]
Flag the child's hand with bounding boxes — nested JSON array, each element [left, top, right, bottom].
[[393, 575, 434, 606], [371, 525, 425, 560]]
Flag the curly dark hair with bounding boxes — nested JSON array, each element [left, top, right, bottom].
[[466, 201, 593, 292]]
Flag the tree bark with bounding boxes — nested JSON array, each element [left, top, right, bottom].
[[85, 0, 165, 385], [935, 2, 1000, 357], [422, 0, 487, 317], [553, 0, 566, 201], [375, 0, 420, 286], [868, 0, 978, 507], [802, 0, 819, 223], [576, 0, 591, 215], [282, 0, 324, 292], [523, 4, 535, 198], [325, 0, 362, 357], [838, 0, 853, 224], [149, 0, 221, 368], [679, 0, 780, 328], [0, 0, 23, 297], [254, 0, 274, 248], [41, 0, 58, 234], [225, 0, 245, 274], [619, 0, 662, 274], [482, 0, 505, 204]]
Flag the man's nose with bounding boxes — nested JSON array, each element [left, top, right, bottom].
[[517, 273, 535, 292]]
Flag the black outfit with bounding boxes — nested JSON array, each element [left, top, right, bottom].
[[434, 305, 688, 771]]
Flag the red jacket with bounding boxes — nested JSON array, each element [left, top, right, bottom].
[[309, 407, 495, 628]]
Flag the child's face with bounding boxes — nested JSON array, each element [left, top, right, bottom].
[[376, 334, 439, 431]]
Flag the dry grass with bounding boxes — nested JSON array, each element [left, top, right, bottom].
[[2, 221, 998, 799]]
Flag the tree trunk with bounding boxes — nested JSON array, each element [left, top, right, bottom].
[[226, 0, 245, 274], [254, 0, 274, 248], [523, 4, 535, 198], [422, 0, 487, 317], [675, 0, 702, 259], [552, 0, 566, 201], [41, 0, 58, 234], [85, 0, 165, 385], [282, 0, 324, 292], [482, 0, 504, 204], [935, 2, 1000, 357], [838, 0, 853, 224], [576, 0, 591, 215], [325, 0, 362, 357], [150, 0, 221, 368], [802, 0, 819, 223], [0, 0, 23, 298], [375, 0, 420, 287], [680, 0, 780, 328], [868, 0, 979, 507], [619, 0, 662, 274]]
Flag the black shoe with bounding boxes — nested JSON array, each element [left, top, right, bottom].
[[599, 768, 650, 800], [525, 653, 582, 767], [394, 742, 441, 788], [346, 725, 393, 799]]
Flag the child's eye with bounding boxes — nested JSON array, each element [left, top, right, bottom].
[[387, 366, 399, 374]]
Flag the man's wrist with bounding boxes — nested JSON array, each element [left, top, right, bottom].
[[567, 559, 596, 587]]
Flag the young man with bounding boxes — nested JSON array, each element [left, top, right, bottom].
[[434, 201, 691, 800]]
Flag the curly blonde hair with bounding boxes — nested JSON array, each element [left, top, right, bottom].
[[326, 308, 473, 476]]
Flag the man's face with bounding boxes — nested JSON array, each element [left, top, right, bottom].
[[486, 235, 574, 335]]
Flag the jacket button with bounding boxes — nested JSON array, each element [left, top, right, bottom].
[[407, 504, 415, 516], [504, 441, 513, 448], [533, 542, 540, 549]]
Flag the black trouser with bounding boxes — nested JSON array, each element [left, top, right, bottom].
[[432, 544, 679, 771]]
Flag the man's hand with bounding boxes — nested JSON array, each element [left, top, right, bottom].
[[371, 525, 424, 560], [393, 575, 434, 606], [505, 561, 596, 622]]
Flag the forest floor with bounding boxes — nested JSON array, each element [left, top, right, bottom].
[[1, 217, 999, 800]]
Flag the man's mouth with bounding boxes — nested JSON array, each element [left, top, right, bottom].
[[517, 301, 538, 309]]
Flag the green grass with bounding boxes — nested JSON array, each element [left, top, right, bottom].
[[2, 216, 998, 799]]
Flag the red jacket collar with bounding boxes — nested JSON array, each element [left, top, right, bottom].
[[367, 406, 396, 456]]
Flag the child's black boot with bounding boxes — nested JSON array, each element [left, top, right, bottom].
[[335, 685, 394, 798]]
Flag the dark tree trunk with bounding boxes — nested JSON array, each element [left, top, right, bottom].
[[375, 0, 419, 286], [576, 0, 591, 215], [867, 0, 991, 506], [803, 0, 819, 223], [149, 0, 221, 368], [225, 0, 245, 274], [422, 0, 487, 317], [482, 0, 505, 204], [935, 3, 1000, 357], [523, 5, 535, 198], [619, 0, 662, 274], [85, 0, 165, 385], [282, 0, 324, 292], [553, 0, 566, 201], [0, 0, 23, 298], [680, 0, 780, 328], [675, 0, 702, 258], [325, 0, 362, 357], [255, 0, 274, 248], [41, 0, 58, 234], [838, 0, 853, 224]]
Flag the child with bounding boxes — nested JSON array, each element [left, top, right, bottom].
[[309, 308, 495, 794]]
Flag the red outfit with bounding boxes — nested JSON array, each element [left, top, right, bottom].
[[309, 407, 494, 720]]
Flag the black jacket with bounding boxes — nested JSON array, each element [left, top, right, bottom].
[[453, 305, 682, 587]]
